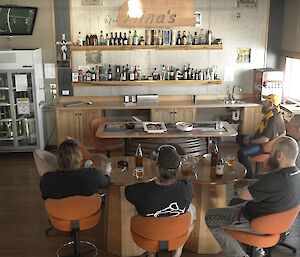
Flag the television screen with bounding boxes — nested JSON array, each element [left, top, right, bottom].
[[0, 5, 38, 36]]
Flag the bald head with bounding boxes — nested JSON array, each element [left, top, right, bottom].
[[287, 115, 300, 140], [272, 136, 299, 165]]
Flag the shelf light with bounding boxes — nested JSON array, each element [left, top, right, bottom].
[[127, 0, 143, 19]]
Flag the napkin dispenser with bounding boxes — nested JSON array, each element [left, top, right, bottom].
[[136, 94, 158, 103]]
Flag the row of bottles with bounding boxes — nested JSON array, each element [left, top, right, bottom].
[[75, 29, 220, 46], [73, 64, 219, 82]]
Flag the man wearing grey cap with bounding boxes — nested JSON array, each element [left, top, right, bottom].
[[125, 145, 194, 257]]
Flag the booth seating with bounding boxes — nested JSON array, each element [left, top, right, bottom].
[[130, 212, 191, 255], [45, 194, 102, 257], [225, 205, 300, 257]]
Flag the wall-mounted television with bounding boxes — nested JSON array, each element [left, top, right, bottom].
[[0, 5, 38, 36]]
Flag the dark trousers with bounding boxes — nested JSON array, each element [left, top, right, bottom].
[[236, 134, 263, 179]]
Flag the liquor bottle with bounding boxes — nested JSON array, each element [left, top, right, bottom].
[[77, 32, 83, 46], [211, 141, 219, 166], [114, 32, 119, 45], [199, 29, 206, 44], [94, 34, 99, 45], [157, 30, 163, 45], [171, 29, 176, 46], [161, 65, 166, 80], [182, 31, 188, 45], [105, 33, 110, 46], [152, 67, 159, 80], [91, 67, 96, 81], [85, 34, 90, 46], [123, 32, 128, 45], [187, 31, 193, 45], [166, 66, 171, 80], [122, 66, 126, 81], [183, 66, 188, 80], [126, 64, 130, 80], [193, 32, 200, 45], [170, 66, 175, 80], [99, 31, 105, 45], [95, 65, 100, 81], [110, 32, 114, 45], [176, 31, 181, 45], [139, 36, 145, 45], [129, 66, 135, 81], [175, 68, 181, 80], [191, 68, 195, 80], [133, 30, 139, 45], [207, 30, 213, 45], [135, 144, 143, 168], [128, 30, 133, 45], [108, 65, 112, 81], [134, 66, 138, 80], [137, 65, 142, 80], [118, 32, 123, 45], [86, 69, 92, 81], [187, 64, 191, 80]]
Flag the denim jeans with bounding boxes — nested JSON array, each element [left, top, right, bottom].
[[236, 134, 263, 178], [205, 203, 263, 257]]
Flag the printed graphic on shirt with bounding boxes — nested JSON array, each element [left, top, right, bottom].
[[146, 202, 186, 217]]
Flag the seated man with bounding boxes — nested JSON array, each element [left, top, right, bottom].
[[236, 94, 285, 178], [205, 136, 300, 257], [125, 146, 194, 257], [40, 139, 111, 200], [287, 114, 300, 167]]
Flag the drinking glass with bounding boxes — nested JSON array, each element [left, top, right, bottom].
[[225, 154, 235, 172], [133, 167, 144, 179]]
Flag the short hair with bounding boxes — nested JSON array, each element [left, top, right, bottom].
[[290, 115, 300, 128], [273, 136, 299, 162], [57, 139, 82, 171]]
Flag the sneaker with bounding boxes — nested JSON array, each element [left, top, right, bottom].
[[254, 247, 265, 257]]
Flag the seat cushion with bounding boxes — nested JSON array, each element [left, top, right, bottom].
[[33, 150, 58, 176]]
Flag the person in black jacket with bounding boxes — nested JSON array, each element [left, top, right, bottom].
[[40, 139, 111, 200], [125, 146, 195, 257]]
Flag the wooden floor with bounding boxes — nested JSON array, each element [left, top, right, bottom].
[[0, 151, 300, 257]]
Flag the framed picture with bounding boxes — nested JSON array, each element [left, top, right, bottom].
[[81, 0, 103, 6], [143, 122, 167, 134]]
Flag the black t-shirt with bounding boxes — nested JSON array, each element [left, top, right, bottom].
[[242, 166, 300, 220], [253, 110, 285, 140], [125, 180, 193, 217], [40, 168, 111, 200]]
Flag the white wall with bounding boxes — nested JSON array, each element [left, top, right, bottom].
[[70, 0, 270, 96], [282, 0, 300, 53]]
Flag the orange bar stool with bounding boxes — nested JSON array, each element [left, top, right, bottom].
[[225, 205, 300, 257], [45, 194, 102, 257], [130, 212, 191, 255], [90, 117, 124, 157]]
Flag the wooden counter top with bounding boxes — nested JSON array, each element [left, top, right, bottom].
[[56, 99, 260, 110]]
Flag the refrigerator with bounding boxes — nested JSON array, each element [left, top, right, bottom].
[[253, 68, 284, 102], [0, 49, 45, 152]]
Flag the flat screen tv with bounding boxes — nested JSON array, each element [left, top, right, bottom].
[[0, 5, 38, 36]]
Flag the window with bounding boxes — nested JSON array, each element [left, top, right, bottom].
[[284, 57, 300, 101]]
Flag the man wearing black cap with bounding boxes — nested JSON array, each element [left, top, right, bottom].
[[236, 94, 285, 178], [125, 146, 194, 257]]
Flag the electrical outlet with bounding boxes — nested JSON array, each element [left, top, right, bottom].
[[50, 83, 56, 89]]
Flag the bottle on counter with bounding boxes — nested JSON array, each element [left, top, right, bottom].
[[118, 32, 123, 45], [105, 33, 110, 46], [128, 30, 133, 45], [133, 30, 139, 45], [182, 31, 188, 45], [211, 141, 219, 166], [187, 31, 193, 45], [110, 32, 114, 45], [114, 32, 119, 45], [176, 31, 181, 45], [77, 32, 83, 46], [91, 67, 96, 81], [85, 34, 90, 46], [135, 144, 143, 168], [199, 29, 206, 45], [99, 31, 104, 45], [108, 65, 112, 81], [193, 32, 200, 45], [123, 32, 128, 45], [207, 30, 213, 45]]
